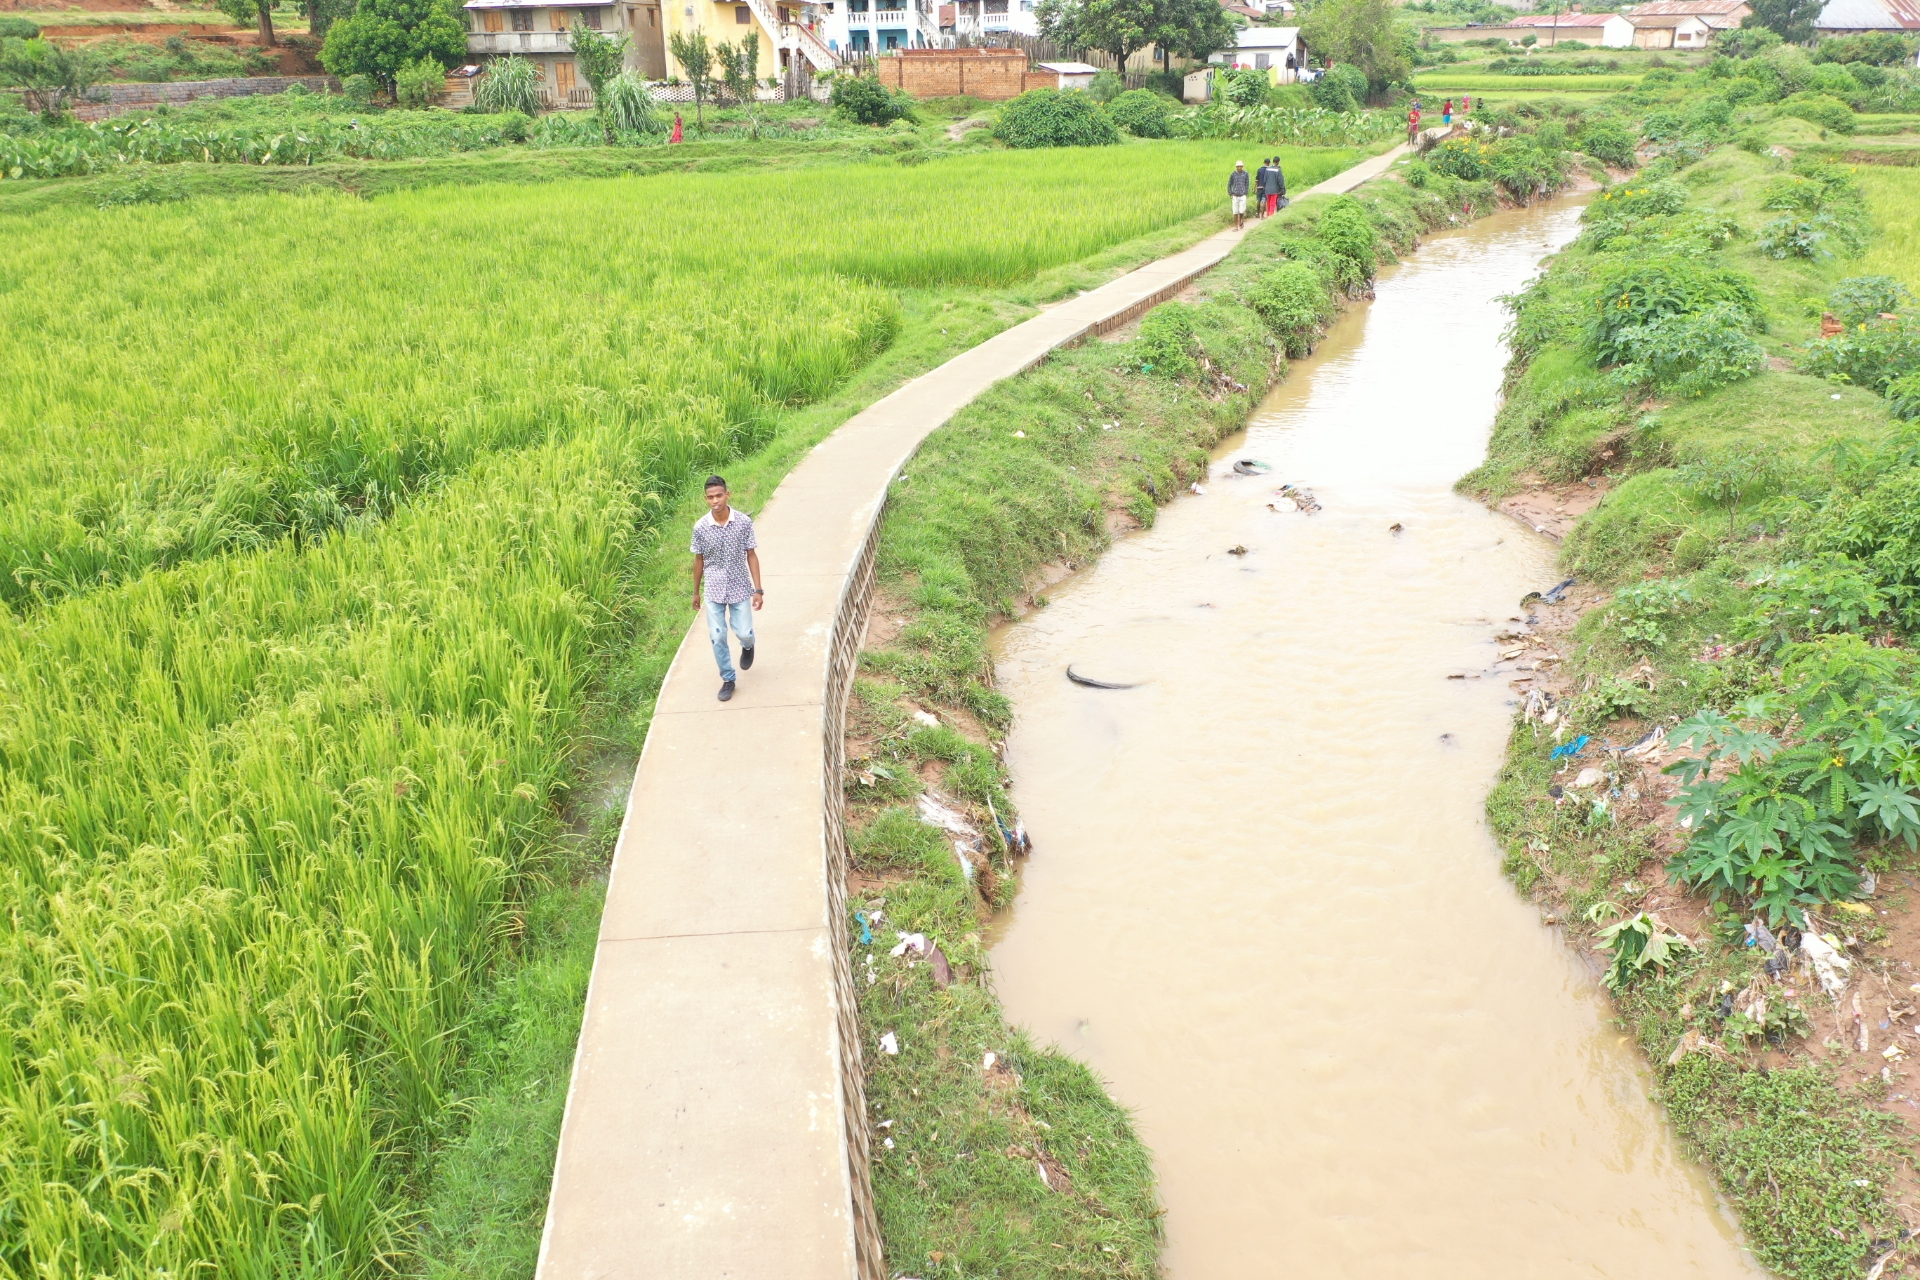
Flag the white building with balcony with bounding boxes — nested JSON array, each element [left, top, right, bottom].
[[819, 0, 941, 52], [940, 0, 1039, 38]]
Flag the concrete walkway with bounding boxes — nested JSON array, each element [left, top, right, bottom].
[[535, 143, 1411, 1280]]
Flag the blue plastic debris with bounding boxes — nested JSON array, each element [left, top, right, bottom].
[[1549, 735, 1590, 761], [854, 911, 873, 946]]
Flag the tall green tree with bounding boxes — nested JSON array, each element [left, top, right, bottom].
[[1298, 0, 1408, 99], [569, 26, 629, 139], [305, 0, 359, 44], [1152, 0, 1235, 69], [320, 0, 465, 85], [1035, 0, 1154, 71], [1743, 0, 1820, 46], [216, 0, 277, 47], [714, 30, 762, 137], [667, 27, 714, 127], [0, 36, 101, 119]]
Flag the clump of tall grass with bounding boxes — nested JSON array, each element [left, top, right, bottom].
[[474, 53, 542, 115]]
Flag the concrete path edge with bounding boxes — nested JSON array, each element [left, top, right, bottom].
[[533, 142, 1412, 1280]]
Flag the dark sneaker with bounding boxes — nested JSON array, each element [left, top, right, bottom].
[[740, 646, 755, 671], [718, 680, 735, 702]]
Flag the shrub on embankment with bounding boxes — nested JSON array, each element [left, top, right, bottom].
[[1471, 80, 1920, 1279], [845, 165, 1508, 1273]]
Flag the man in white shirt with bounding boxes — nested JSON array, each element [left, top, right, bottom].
[[690, 474, 765, 702]]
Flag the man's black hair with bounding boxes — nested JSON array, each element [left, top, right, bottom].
[[705, 474, 728, 491]]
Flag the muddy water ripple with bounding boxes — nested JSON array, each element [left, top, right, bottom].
[[988, 200, 1764, 1277]]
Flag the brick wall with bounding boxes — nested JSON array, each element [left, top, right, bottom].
[[874, 48, 1035, 100], [69, 75, 340, 122]]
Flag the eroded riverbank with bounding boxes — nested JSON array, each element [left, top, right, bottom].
[[987, 199, 1766, 1276]]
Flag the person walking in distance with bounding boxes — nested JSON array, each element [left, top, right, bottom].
[[1228, 160, 1250, 231], [1407, 99, 1422, 147], [690, 474, 763, 702], [1264, 153, 1286, 216], [1253, 157, 1273, 218]]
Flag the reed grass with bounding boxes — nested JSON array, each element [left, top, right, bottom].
[[0, 142, 1355, 1278]]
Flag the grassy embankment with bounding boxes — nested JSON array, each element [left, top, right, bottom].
[[1460, 64, 1920, 1280], [836, 146, 1584, 1272], [0, 141, 1364, 1280]]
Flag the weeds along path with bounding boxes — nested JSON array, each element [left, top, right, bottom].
[[0, 144, 1367, 1279], [536, 146, 1412, 1279]]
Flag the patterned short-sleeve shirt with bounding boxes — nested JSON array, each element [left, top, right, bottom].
[[691, 509, 758, 604]]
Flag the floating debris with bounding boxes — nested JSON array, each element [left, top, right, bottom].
[[1272, 484, 1321, 514], [1227, 545, 1249, 557], [1521, 577, 1576, 606], [1066, 665, 1141, 690], [1231, 459, 1271, 476]]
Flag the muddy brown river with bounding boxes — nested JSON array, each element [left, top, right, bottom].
[[988, 200, 1765, 1277]]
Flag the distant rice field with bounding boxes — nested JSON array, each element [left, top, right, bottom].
[[1413, 74, 1643, 93], [1856, 165, 1920, 293], [0, 140, 1358, 1278]]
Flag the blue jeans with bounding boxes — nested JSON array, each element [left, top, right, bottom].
[[705, 597, 754, 682]]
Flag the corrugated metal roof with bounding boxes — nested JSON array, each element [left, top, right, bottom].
[[465, 0, 611, 8], [1232, 24, 1299, 45], [1816, 0, 1920, 27], [1504, 13, 1619, 26], [1628, 13, 1711, 27], [1037, 60, 1101, 73], [1626, 0, 1747, 13]]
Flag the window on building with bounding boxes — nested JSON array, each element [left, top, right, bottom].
[[1254, 51, 1268, 68], [551, 6, 569, 26], [985, 0, 1006, 12], [735, 4, 750, 20], [849, 0, 867, 10], [482, 7, 504, 30], [577, 5, 602, 26], [511, 8, 534, 29], [848, 27, 869, 46], [880, 28, 900, 46]]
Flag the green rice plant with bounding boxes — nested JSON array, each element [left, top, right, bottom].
[[0, 145, 1331, 612]]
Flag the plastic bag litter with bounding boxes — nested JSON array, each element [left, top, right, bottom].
[[917, 791, 980, 840], [879, 1031, 899, 1055], [1272, 484, 1321, 514], [1190, 483, 1206, 496], [1522, 577, 1576, 606], [1549, 735, 1590, 761], [1572, 767, 1608, 789], [1622, 726, 1666, 759], [911, 710, 940, 728], [953, 842, 976, 882], [891, 932, 929, 958], [1800, 930, 1853, 996]]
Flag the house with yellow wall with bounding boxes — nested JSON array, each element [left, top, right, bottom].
[[464, 0, 833, 104], [658, 0, 837, 82]]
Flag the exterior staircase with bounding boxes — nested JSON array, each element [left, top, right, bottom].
[[739, 0, 837, 70]]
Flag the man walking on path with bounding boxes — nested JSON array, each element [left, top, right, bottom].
[[1407, 100, 1421, 147], [690, 474, 764, 702], [1262, 155, 1286, 216], [1228, 160, 1250, 231], [1253, 157, 1273, 218]]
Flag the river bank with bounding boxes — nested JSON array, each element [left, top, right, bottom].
[[1465, 76, 1920, 1280], [837, 153, 1581, 1271]]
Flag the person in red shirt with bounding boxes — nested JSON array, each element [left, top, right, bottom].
[[1442, 97, 1453, 126], [1407, 101, 1422, 146]]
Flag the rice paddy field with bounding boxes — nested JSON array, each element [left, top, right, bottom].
[[0, 140, 1360, 1278], [1412, 74, 1644, 94], [1857, 165, 1920, 292]]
